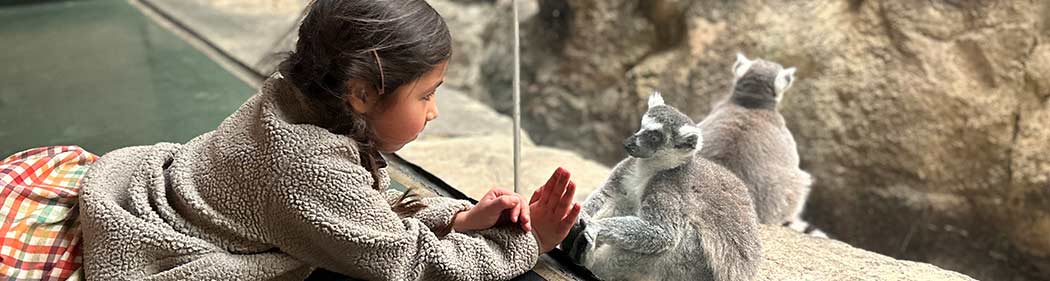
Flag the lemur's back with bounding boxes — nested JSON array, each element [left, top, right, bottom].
[[683, 152, 760, 230], [700, 103, 812, 223], [675, 154, 761, 281]]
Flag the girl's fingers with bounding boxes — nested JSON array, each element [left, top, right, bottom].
[[529, 188, 543, 205], [556, 180, 577, 216], [531, 178, 551, 205], [540, 168, 563, 193], [494, 195, 518, 211], [489, 187, 514, 197], [559, 203, 583, 233], [521, 202, 532, 232], [531, 173, 552, 205], [510, 195, 522, 223], [544, 168, 571, 207], [538, 168, 566, 206]]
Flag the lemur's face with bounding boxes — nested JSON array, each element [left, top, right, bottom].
[[733, 53, 796, 103], [623, 93, 702, 159]]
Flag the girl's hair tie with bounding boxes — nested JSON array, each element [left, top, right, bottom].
[[372, 49, 386, 96]]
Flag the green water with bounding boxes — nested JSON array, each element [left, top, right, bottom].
[[0, 0, 254, 157]]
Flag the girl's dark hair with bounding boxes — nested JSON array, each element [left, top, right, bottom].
[[278, 0, 452, 193]]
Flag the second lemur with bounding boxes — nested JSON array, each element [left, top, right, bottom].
[[698, 53, 824, 237]]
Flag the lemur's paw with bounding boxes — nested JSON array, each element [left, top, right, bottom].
[[577, 226, 597, 265], [808, 229, 829, 238], [560, 217, 592, 265], [559, 218, 584, 251], [784, 220, 830, 239]]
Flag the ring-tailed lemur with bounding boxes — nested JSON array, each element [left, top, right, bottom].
[[698, 53, 825, 237], [563, 93, 761, 281]]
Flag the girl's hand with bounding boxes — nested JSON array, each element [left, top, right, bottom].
[[453, 188, 530, 232], [529, 167, 582, 253]]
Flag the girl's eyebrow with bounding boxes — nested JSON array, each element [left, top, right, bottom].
[[428, 80, 444, 92]]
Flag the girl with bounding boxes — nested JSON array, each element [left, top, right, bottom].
[[0, 0, 581, 280]]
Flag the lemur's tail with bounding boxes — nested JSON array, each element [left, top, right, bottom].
[[783, 220, 828, 238]]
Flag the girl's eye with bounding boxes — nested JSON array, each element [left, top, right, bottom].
[[422, 92, 435, 101]]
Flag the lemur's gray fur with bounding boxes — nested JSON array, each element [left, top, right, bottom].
[[573, 93, 761, 281], [698, 53, 824, 237]]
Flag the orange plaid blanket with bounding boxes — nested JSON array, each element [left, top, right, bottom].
[[1, 146, 96, 281]]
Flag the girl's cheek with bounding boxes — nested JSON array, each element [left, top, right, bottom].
[[404, 102, 429, 133], [370, 102, 428, 148], [391, 107, 425, 140]]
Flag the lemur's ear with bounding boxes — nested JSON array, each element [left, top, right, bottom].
[[774, 67, 796, 96], [733, 53, 753, 79], [675, 124, 703, 150], [648, 91, 665, 109]]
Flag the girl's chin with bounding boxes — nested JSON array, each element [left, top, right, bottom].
[[376, 145, 401, 153], [376, 134, 419, 153], [377, 140, 411, 153]]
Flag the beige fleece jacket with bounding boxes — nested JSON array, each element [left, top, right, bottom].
[[77, 75, 540, 280]]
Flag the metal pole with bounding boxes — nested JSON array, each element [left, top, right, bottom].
[[512, 0, 521, 194]]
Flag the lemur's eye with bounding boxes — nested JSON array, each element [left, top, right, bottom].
[[644, 130, 664, 145]]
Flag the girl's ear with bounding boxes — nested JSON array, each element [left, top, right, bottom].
[[346, 79, 379, 114]]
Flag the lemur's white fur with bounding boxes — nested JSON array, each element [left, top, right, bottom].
[[678, 125, 703, 150], [647, 92, 665, 108], [639, 92, 667, 134], [733, 53, 755, 79], [619, 132, 697, 220], [774, 67, 796, 102], [640, 115, 663, 133]]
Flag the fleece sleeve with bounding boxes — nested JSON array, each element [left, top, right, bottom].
[[385, 189, 474, 233], [265, 157, 540, 281]]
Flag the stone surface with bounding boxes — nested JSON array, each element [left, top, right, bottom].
[[471, 0, 1050, 280], [757, 225, 976, 281]]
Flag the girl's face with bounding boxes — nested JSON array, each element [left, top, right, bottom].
[[356, 61, 448, 153]]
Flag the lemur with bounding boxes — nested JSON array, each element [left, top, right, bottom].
[[562, 93, 761, 281], [698, 53, 825, 237]]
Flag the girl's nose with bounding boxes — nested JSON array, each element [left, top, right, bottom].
[[426, 105, 439, 122]]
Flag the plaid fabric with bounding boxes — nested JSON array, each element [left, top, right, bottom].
[[1, 146, 96, 281]]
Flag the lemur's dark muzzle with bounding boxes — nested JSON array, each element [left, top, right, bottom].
[[625, 135, 657, 158], [623, 135, 638, 153]]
